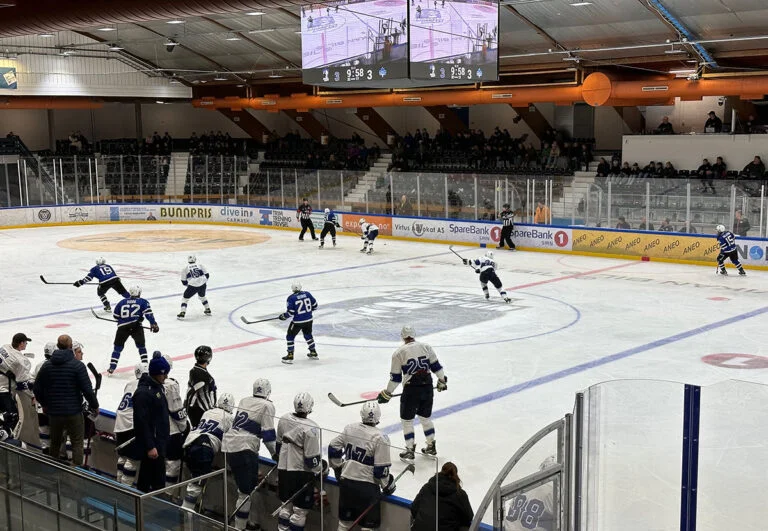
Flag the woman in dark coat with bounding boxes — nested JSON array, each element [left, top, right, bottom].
[[411, 462, 474, 531]]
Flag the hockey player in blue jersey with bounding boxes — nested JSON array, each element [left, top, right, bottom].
[[109, 285, 160, 374], [74, 257, 129, 312], [278, 281, 318, 364], [319, 208, 341, 248], [716, 224, 746, 276], [359, 218, 379, 254], [463, 250, 512, 302]]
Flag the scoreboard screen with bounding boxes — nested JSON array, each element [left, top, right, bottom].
[[301, 0, 409, 87], [409, 0, 498, 83]]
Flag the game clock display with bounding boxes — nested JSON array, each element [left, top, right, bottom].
[[409, 0, 499, 83], [301, 0, 409, 87]]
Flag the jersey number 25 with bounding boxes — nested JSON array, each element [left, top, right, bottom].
[[404, 356, 430, 375]]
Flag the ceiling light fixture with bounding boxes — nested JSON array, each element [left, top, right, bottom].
[[214, 74, 228, 81], [669, 68, 696, 74], [59, 50, 74, 56], [268, 72, 283, 78], [108, 43, 124, 51], [569, 1, 592, 5], [246, 11, 265, 15], [169, 78, 182, 84], [167, 20, 185, 24], [226, 34, 241, 41], [98, 26, 116, 32], [156, 100, 165, 104], [248, 28, 276, 34], [39, 33, 54, 38]]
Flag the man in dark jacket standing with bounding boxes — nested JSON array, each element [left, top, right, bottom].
[[133, 352, 171, 493], [33, 334, 98, 466]]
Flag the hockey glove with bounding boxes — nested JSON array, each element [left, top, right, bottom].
[[382, 473, 396, 496], [334, 467, 343, 481], [462, 259, 469, 265], [151, 323, 160, 333], [278, 314, 287, 321], [73, 280, 83, 287], [181, 280, 188, 286], [377, 390, 392, 404], [437, 377, 448, 392]]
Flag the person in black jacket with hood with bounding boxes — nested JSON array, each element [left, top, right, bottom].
[[411, 462, 474, 531], [133, 352, 171, 493], [33, 334, 98, 466]]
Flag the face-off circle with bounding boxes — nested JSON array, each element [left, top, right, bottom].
[[702, 353, 768, 369]]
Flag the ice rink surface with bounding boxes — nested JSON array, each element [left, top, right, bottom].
[[2, 223, 768, 516]]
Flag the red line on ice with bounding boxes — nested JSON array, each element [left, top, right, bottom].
[[106, 337, 276, 375], [506, 261, 638, 291]]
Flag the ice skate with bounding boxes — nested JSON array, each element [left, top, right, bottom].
[[319, 240, 324, 248], [399, 447, 415, 463], [177, 311, 185, 319], [421, 441, 437, 456], [204, 308, 212, 316], [307, 350, 319, 360], [281, 353, 294, 365]]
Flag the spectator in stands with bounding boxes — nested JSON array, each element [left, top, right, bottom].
[[33, 334, 98, 466], [630, 163, 641, 176], [697, 158, 715, 194], [162, 132, 172, 154], [410, 462, 473, 531], [642, 161, 656, 178], [132, 354, 171, 493], [397, 194, 412, 216], [616, 216, 630, 229], [68, 132, 82, 152], [712, 156, 727, 181], [742, 156, 765, 179], [744, 114, 760, 134], [534, 201, 550, 224], [596, 157, 610, 177], [655, 162, 664, 176], [678, 220, 697, 233], [609, 159, 621, 176], [661, 161, 676, 178], [448, 189, 463, 218], [638, 216, 654, 231], [656, 116, 674, 135], [734, 210, 751, 236], [705, 111, 723, 133], [620, 162, 632, 176], [5, 131, 15, 139], [386, 185, 392, 212], [658, 218, 674, 232]]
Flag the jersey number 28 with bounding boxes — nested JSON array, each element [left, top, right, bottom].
[[296, 298, 313, 315]]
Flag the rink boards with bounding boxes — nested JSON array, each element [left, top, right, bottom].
[[2, 202, 768, 269]]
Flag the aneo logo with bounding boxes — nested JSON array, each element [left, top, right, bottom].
[[37, 209, 52, 222]]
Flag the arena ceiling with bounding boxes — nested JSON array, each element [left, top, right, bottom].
[[0, 0, 767, 93]]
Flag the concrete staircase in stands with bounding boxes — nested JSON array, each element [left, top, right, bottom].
[[342, 153, 392, 205], [165, 152, 190, 197]]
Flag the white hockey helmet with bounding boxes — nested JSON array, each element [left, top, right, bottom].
[[128, 285, 142, 298], [360, 401, 381, 425], [291, 281, 302, 293], [134, 364, 146, 379], [43, 341, 56, 359], [324, 208, 330, 214], [96, 257, 106, 266], [294, 392, 314, 415], [188, 255, 197, 264], [359, 217, 366, 225], [73, 341, 84, 354], [716, 224, 725, 233], [218, 392, 235, 413], [253, 378, 272, 399], [160, 352, 173, 370], [485, 250, 494, 260], [401, 325, 415, 340]]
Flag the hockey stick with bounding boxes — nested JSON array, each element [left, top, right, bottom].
[[327, 387, 436, 408], [90, 307, 152, 330], [83, 362, 102, 467], [240, 315, 281, 325], [448, 245, 472, 267], [228, 464, 278, 522], [270, 477, 316, 517], [348, 463, 416, 529], [114, 436, 135, 453], [40, 275, 92, 285]]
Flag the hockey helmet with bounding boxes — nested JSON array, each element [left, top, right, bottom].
[[160, 352, 173, 370], [503, 203, 510, 209], [73, 341, 84, 355], [128, 285, 142, 298], [716, 224, 725, 233], [218, 392, 235, 413], [485, 250, 494, 260], [43, 341, 56, 359], [194, 345, 213, 364], [96, 257, 106, 266], [188, 255, 197, 264], [291, 281, 302, 293], [359, 217, 366, 225], [134, 364, 146, 379], [401, 325, 415, 340], [360, 402, 381, 425], [324, 208, 330, 214], [294, 392, 314, 415], [253, 378, 272, 399]]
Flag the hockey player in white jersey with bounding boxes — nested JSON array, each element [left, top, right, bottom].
[[161, 353, 189, 487], [0, 333, 35, 436], [276, 392, 323, 531], [222, 378, 278, 530], [358, 218, 379, 254], [178, 255, 212, 319], [377, 325, 447, 462], [463, 250, 512, 302], [32, 341, 56, 452], [114, 364, 145, 485], [504, 456, 556, 531], [182, 393, 234, 511], [329, 402, 396, 530]]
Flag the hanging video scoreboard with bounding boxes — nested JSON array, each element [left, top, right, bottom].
[[299, 0, 499, 87]]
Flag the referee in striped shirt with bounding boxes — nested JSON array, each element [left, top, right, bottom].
[[297, 198, 317, 241], [497, 203, 516, 250]]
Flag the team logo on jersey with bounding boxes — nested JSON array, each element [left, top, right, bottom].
[[37, 209, 52, 222], [234, 285, 578, 347]]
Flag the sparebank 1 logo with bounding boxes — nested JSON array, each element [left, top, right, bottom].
[[313, 288, 529, 341]]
